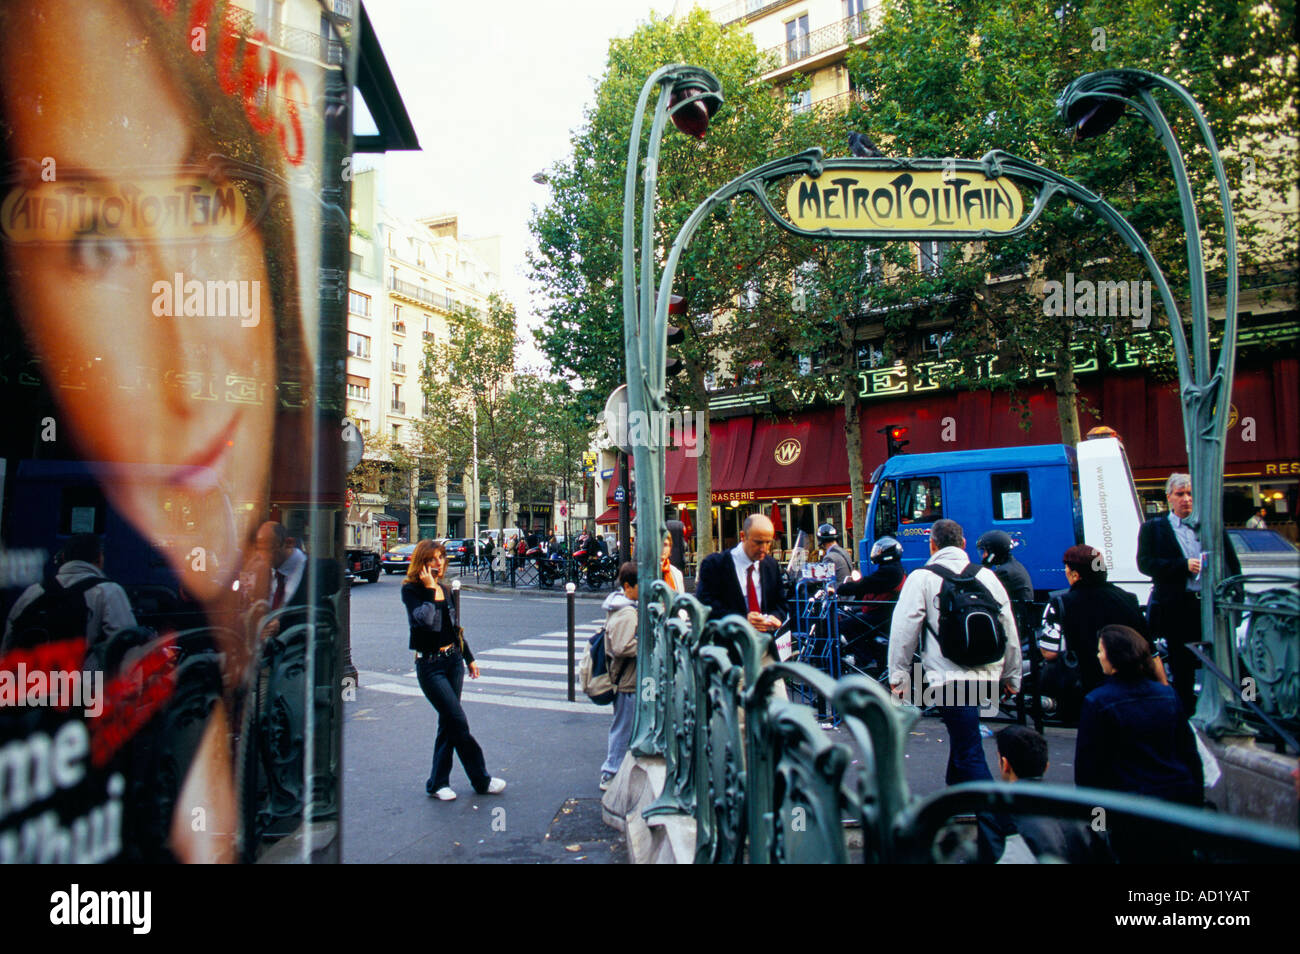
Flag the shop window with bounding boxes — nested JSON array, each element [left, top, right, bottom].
[[899, 476, 943, 524], [991, 471, 1031, 520]]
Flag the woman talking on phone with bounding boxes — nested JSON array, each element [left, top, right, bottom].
[[402, 539, 506, 801]]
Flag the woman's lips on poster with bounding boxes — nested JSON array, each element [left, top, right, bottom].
[[171, 413, 242, 491]]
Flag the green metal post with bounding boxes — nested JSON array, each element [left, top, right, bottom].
[[1059, 70, 1243, 735]]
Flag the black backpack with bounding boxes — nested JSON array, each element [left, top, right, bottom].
[[919, 564, 1006, 667], [7, 577, 103, 650]]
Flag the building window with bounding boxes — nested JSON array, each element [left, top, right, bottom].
[[347, 332, 371, 358], [785, 14, 810, 63], [855, 341, 886, 369], [346, 382, 370, 400], [348, 290, 371, 317], [791, 89, 812, 115], [918, 240, 951, 275], [350, 251, 363, 273], [392, 424, 401, 445], [445, 290, 454, 310], [392, 303, 401, 321]]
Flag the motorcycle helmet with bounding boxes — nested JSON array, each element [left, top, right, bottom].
[[869, 536, 902, 564], [816, 523, 839, 543], [976, 529, 1014, 564]]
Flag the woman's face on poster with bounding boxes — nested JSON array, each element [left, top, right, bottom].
[[1, 0, 278, 600]]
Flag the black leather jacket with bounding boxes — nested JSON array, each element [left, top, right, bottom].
[[402, 581, 474, 660]]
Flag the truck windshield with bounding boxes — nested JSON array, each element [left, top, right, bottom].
[[899, 476, 943, 524], [873, 480, 897, 538]]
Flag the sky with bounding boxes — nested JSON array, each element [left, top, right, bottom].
[[359, 0, 696, 367]]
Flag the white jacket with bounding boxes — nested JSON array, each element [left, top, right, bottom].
[[887, 546, 1021, 696]]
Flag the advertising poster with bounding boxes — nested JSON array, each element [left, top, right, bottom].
[[0, 0, 353, 863]]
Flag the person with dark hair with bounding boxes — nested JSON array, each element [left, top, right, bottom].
[[600, 561, 640, 790], [1037, 544, 1159, 719], [976, 530, 1034, 602], [2, 533, 137, 654], [889, 519, 1021, 782], [992, 726, 1113, 864], [1075, 625, 1203, 806], [403, 539, 505, 801], [835, 535, 905, 671]]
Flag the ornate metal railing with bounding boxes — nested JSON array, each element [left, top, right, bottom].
[[637, 586, 1300, 863], [760, 13, 872, 72], [1199, 574, 1300, 752]]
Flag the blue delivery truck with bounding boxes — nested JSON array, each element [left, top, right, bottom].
[[859, 435, 1149, 603]]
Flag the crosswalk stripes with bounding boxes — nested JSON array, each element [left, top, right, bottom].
[[361, 620, 611, 714]]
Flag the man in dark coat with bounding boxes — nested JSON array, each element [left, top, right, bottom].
[[1136, 473, 1240, 716], [694, 513, 787, 631]]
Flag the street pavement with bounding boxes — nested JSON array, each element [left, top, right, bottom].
[[342, 571, 1080, 863]]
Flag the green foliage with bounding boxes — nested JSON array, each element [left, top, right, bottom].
[[528, 9, 824, 410]]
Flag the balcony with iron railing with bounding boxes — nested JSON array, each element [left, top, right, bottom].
[[716, 0, 800, 26], [391, 400, 406, 414], [224, 7, 345, 65], [391, 361, 406, 374], [392, 321, 406, 336], [761, 13, 872, 74]]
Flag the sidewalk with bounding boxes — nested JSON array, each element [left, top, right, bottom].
[[450, 571, 699, 601]]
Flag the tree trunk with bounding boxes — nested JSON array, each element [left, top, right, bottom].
[[409, 467, 421, 541], [844, 382, 866, 555], [1054, 363, 1081, 447], [691, 371, 714, 557]]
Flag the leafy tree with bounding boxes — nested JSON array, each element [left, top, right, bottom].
[[529, 9, 826, 554], [419, 293, 534, 532], [828, 0, 1297, 448]]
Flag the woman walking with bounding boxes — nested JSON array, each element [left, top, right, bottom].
[[403, 539, 506, 800]]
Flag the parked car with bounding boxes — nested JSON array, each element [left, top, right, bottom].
[[381, 543, 417, 575], [1226, 528, 1300, 582], [447, 538, 480, 565], [345, 547, 381, 584]]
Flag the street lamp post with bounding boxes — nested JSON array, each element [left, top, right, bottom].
[[1059, 69, 1243, 736], [621, 65, 723, 757]]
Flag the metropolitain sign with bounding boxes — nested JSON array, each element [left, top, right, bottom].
[[785, 168, 1024, 234]]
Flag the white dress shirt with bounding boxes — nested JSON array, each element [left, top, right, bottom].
[[729, 542, 761, 611]]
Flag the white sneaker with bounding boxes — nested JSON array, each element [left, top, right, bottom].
[[485, 777, 507, 795], [432, 787, 457, 801]]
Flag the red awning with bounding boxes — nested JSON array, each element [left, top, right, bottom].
[[596, 506, 635, 525]]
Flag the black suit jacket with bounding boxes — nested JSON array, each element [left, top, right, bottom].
[[694, 549, 788, 623], [1136, 515, 1240, 610]]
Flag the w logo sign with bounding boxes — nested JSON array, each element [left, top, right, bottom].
[[774, 438, 801, 466]]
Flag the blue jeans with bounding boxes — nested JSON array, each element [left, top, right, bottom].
[[939, 705, 993, 785], [416, 651, 490, 792], [939, 705, 1008, 863], [602, 692, 635, 776]]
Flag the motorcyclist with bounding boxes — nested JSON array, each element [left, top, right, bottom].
[[834, 536, 906, 672], [817, 523, 854, 585], [976, 530, 1034, 602]]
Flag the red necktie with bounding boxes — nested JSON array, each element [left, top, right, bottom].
[[746, 564, 760, 614], [271, 570, 286, 610]]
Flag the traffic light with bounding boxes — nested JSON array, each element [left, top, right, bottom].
[[665, 293, 686, 378], [878, 424, 909, 457]]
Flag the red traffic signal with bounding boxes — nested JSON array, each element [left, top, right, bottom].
[[877, 423, 909, 457]]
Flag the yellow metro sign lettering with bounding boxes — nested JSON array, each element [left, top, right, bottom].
[[786, 169, 1023, 233]]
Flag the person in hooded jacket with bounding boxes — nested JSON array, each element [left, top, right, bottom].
[[599, 561, 640, 791]]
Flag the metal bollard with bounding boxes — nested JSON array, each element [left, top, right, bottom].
[[566, 581, 576, 702], [451, 577, 461, 626]]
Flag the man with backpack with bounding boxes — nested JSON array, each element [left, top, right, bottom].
[[2, 533, 137, 656], [888, 519, 1021, 786], [599, 562, 639, 791]]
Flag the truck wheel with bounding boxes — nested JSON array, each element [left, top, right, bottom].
[[365, 570, 380, 584]]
